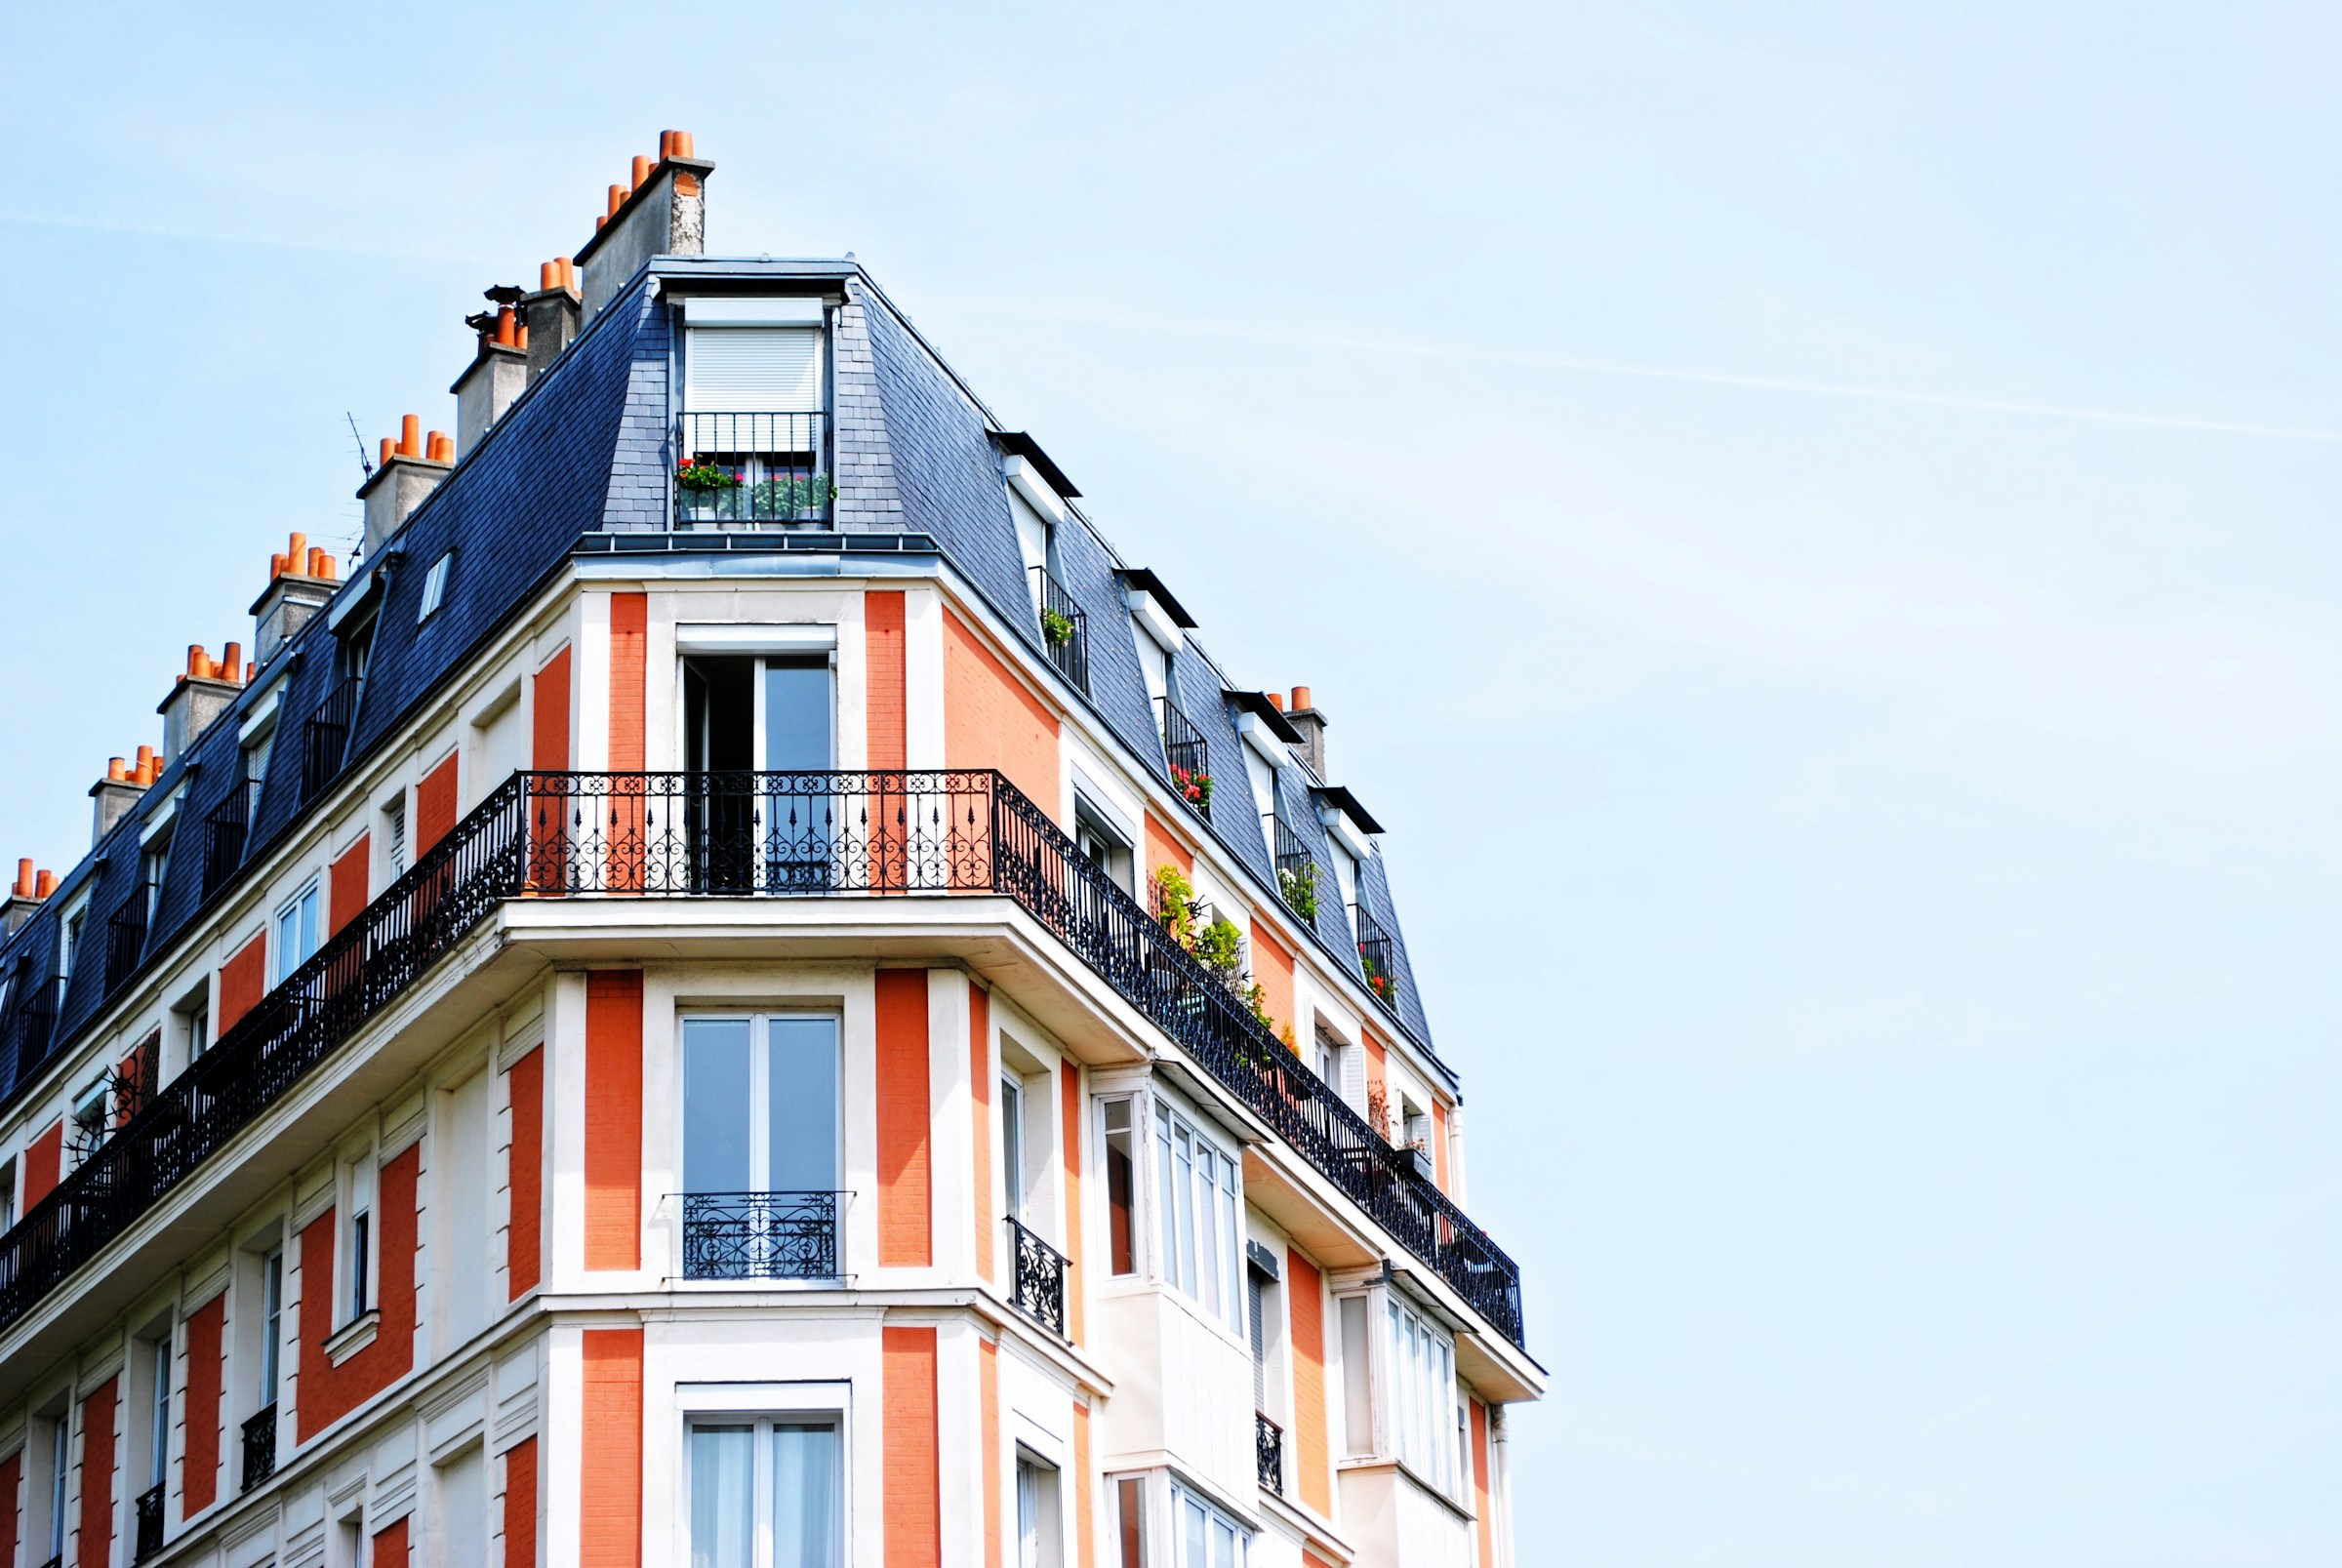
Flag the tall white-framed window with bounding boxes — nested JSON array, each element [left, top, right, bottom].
[[343, 1158, 375, 1323], [1000, 1074, 1027, 1220], [687, 1417, 842, 1568], [259, 1248, 284, 1404], [1169, 1480, 1247, 1568], [45, 1412, 69, 1562], [1386, 1292, 1460, 1498], [1015, 1451, 1064, 1568], [1153, 1097, 1243, 1328], [146, 1335, 172, 1492], [384, 794, 409, 880], [1102, 1098, 1139, 1278], [682, 1015, 842, 1196], [275, 880, 322, 985]]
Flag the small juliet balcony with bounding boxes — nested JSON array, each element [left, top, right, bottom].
[[1256, 1412, 1285, 1494], [1155, 697, 1213, 821], [1267, 816, 1319, 923], [1005, 1214, 1070, 1338], [240, 1403, 276, 1494], [674, 412, 832, 526], [134, 1483, 164, 1561], [301, 674, 364, 800], [1030, 567, 1091, 695], [1353, 903, 1399, 1014], [681, 1189, 841, 1280]]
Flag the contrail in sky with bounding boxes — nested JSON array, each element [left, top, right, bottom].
[[950, 298, 2342, 445]]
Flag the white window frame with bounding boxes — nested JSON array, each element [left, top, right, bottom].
[[274, 878, 322, 985], [418, 553, 453, 623], [342, 1155, 377, 1325], [1385, 1289, 1461, 1499], [679, 1012, 845, 1198], [1168, 1478, 1249, 1568], [1151, 1091, 1244, 1330], [681, 1407, 847, 1568]]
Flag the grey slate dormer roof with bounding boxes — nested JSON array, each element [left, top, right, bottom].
[[0, 256, 1445, 1113]]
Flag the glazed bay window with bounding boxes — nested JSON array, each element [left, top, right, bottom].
[[682, 1015, 842, 1280], [1171, 1481, 1247, 1568], [689, 1418, 841, 1568], [1387, 1292, 1462, 1498], [1155, 1099, 1243, 1327]]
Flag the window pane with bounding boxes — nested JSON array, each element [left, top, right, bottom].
[[690, 1426, 753, 1568], [1218, 1158, 1238, 1323], [1183, 1498, 1206, 1568], [764, 661, 832, 772], [1195, 1146, 1221, 1320], [767, 1016, 840, 1191], [1173, 1130, 1196, 1300], [772, 1424, 839, 1568], [1155, 1106, 1176, 1292], [684, 1019, 754, 1194]]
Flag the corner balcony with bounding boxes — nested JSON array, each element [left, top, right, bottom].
[[0, 770, 1525, 1354], [673, 412, 832, 526]]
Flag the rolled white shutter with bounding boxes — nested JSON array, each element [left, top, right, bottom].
[[685, 326, 820, 412]]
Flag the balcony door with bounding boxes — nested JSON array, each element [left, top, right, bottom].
[[683, 654, 834, 891], [682, 1014, 842, 1280]]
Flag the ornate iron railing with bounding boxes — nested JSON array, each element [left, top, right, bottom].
[[674, 412, 832, 526], [1353, 904, 1399, 1015], [1268, 816, 1319, 924], [0, 769, 1523, 1351], [134, 1482, 164, 1560], [240, 1404, 277, 1493], [1256, 1412, 1284, 1494], [1005, 1214, 1069, 1338], [1030, 567, 1091, 695], [302, 676, 364, 800], [2, 976, 60, 1082], [1155, 697, 1213, 822], [201, 782, 252, 897], [681, 1190, 839, 1280]]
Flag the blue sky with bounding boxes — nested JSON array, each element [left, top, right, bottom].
[[5, 3, 2339, 1562]]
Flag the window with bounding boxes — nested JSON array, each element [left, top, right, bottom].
[[1153, 1100, 1242, 1326], [1016, 1454, 1063, 1568], [259, 1249, 284, 1401], [683, 1015, 841, 1196], [435, 1444, 487, 1568], [242, 730, 275, 816], [46, 1414, 68, 1563], [1247, 1264, 1274, 1413], [1387, 1293, 1460, 1496], [688, 1419, 841, 1568], [69, 1079, 108, 1166], [1340, 1297, 1373, 1457], [274, 881, 321, 985], [147, 1336, 172, 1490], [1103, 1100, 1138, 1277], [141, 832, 173, 923], [176, 988, 210, 1064], [684, 324, 823, 413], [1072, 800, 1133, 894], [60, 901, 88, 981], [1000, 1075, 1026, 1220], [345, 1160, 374, 1322], [1113, 1477, 1147, 1568], [1170, 1482, 1246, 1568], [384, 795, 408, 879], [418, 552, 453, 622]]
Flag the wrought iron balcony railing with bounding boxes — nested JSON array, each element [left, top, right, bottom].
[[1256, 1412, 1284, 1494], [1155, 697, 1212, 822], [675, 413, 832, 526], [240, 1404, 277, 1493], [680, 1190, 839, 1280], [103, 886, 154, 995], [2, 975, 60, 1081], [1353, 904, 1399, 1016], [0, 770, 1523, 1352], [1030, 568, 1091, 695], [1268, 816, 1319, 924], [1005, 1214, 1069, 1338], [134, 1482, 164, 1560], [201, 781, 252, 898], [302, 675, 364, 800]]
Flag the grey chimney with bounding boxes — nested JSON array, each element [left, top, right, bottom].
[[575, 132, 712, 326], [158, 643, 246, 766], [1285, 686, 1328, 779], [359, 415, 454, 558]]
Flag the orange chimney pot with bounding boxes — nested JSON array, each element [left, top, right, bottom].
[[222, 642, 243, 682], [13, 860, 32, 898], [667, 130, 694, 159], [400, 413, 423, 458], [1290, 686, 1312, 711], [495, 304, 517, 346], [1266, 692, 1284, 711], [33, 870, 56, 900], [632, 154, 654, 187], [607, 183, 627, 218]]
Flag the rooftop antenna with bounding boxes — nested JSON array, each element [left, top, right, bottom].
[[346, 413, 375, 481]]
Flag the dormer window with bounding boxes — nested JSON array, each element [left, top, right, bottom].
[[677, 297, 830, 526], [417, 552, 453, 623]]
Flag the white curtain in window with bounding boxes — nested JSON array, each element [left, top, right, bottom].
[[691, 1426, 754, 1568], [772, 1425, 838, 1568]]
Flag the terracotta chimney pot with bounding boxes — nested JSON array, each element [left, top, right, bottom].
[[607, 183, 627, 218], [1291, 686, 1312, 710], [632, 154, 654, 187], [400, 413, 423, 458], [495, 304, 517, 346], [1266, 692, 1284, 711], [33, 870, 56, 900], [222, 642, 243, 682], [106, 757, 127, 783], [13, 860, 32, 898]]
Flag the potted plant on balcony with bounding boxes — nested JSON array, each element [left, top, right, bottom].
[[1403, 1138, 1437, 1184], [1041, 606, 1076, 647], [1169, 762, 1214, 813], [1358, 948, 1394, 1007], [676, 459, 741, 522], [1277, 859, 1318, 922]]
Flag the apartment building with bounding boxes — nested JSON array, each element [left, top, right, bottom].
[[0, 134, 1542, 1568]]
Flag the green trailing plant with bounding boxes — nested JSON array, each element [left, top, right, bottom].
[[1041, 607, 1076, 647], [1194, 915, 1243, 977], [1278, 860, 1319, 922], [1359, 948, 1394, 1006], [1152, 864, 1197, 947], [675, 460, 740, 493]]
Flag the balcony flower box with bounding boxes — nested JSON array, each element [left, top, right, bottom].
[[1170, 762, 1214, 813], [1404, 1144, 1436, 1184]]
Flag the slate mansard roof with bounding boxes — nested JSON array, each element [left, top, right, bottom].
[[0, 255, 1445, 1114]]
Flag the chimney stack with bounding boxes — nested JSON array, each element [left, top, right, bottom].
[[90, 755, 147, 845], [358, 412, 455, 556], [1285, 686, 1327, 778], [2, 861, 50, 938], [251, 531, 341, 666], [452, 307, 529, 459], [158, 642, 244, 765], [574, 131, 711, 326], [523, 258, 583, 382]]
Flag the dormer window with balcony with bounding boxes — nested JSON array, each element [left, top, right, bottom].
[[676, 297, 830, 527], [1001, 433, 1092, 695]]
